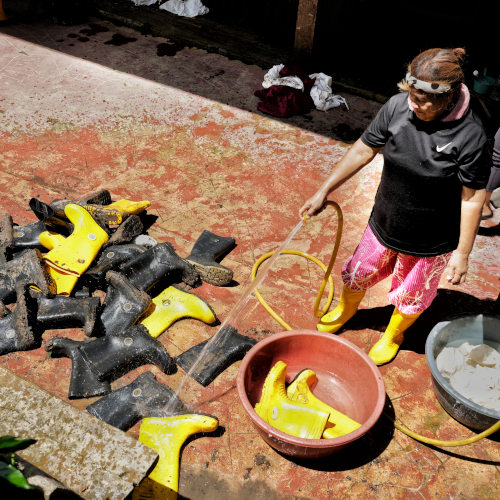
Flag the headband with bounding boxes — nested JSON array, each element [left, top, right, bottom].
[[406, 72, 451, 94]]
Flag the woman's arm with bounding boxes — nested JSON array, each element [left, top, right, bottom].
[[299, 139, 380, 218], [444, 186, 486, 285]]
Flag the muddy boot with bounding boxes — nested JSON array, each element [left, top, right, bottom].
[[175, 325, 256, 386], [99, 271, 152, 336], [0, 286, 39, 355], [83, 243, 148, 288], [28, 198, 74, 232], [134, 414, 219, 500], [120, 241, 199, 292], [104, 214, 143, 248], [86, 371, 187, 430], [83, 199, 151, 225], [45, 337, 111, 399], [0, 214, 14, 264], [11, 221, 50, 252], [140, 285, 217, 338], [30, 289, 101, 336], [185, 230, 236, 286], [79, 324, 176, 382], [0, 248, 56, 303], [48, 189, 112, 214]]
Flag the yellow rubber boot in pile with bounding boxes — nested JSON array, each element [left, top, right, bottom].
[[39, 204, 109, 294], [140, 285, 217, 338], [368, 308, 422, 365], [317, 285, 366, 333], [287, 368, 361, 438], [254, 360, 329, 439], [134, 414, 219, 500], [83, 199, 151, 225]]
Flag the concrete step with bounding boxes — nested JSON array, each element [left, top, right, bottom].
[[0, 366, 158, 500]]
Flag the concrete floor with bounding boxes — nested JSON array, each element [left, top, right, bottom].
[[1, 13, 500, 500]]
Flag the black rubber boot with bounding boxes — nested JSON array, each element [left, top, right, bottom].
[[83, 243, 147, 288], [0, 213, 14, 264], [28, 197, 74, 232], [185, 230, 235, 286], [0, 286, 39, 355], [0, 248, 56, 303], [11, 221, 50, 251], [104, 214, 144, 248], [175, 325, 256, 386], [44, 337, 111, 399], [48, 189, 112, 214], [99, 271, 152, 336], [30, 289, 101, 336], [120, 241, 199, 292], [86, 371, 187, 430], [79, 324, 176, 381]]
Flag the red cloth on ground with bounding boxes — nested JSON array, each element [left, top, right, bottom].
[[254, 65, 315, 118]]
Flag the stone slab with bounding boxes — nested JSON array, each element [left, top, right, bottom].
[[0, 366, 158, 500]]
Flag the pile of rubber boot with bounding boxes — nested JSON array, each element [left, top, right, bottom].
[[0, 189, 257, 431]]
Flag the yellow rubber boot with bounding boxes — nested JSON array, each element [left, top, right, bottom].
[[317, 285, 366, 333], [39, 231, 79, 294], [134, 414, 218, 500], [368, 308, 422, 365], [83, 199, 151, 225], [287, 369, 361, 438], [42, 204, 108, 276], [140, 285, 216, 338], [254, 361, 329, 439]]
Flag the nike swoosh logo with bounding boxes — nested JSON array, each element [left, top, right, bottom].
[[436, 142, 453, 152]]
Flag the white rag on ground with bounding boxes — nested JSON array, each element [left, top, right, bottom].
[[159, 0, 209, 17], [436, 342, 500, 412], [261, 65, 349, 111]]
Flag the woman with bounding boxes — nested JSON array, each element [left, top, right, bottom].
[[481, 127, 500, 219], [299, 48, 490, 365]]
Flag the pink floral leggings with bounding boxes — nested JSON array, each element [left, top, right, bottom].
[[341, 226, 452, 315]]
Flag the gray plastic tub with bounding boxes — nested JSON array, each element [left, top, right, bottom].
[[425, 314, 500, 430]]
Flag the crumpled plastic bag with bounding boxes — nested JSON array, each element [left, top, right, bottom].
[[159, 0, 209, 17], [262, 64, 304, 91], [131, 0, 157, 6], [309, 72, 349, 111]]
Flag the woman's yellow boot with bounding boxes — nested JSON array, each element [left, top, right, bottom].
[[140, 285, 217, 338], [368, 308, 422, 365], [287, 369, 361, 438], [317, 285, 366, 333], [83, 199, 151, 225], [134, 414, 218, 500], [254, 361, 329, 439]]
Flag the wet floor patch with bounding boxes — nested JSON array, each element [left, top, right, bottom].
[[104, 33, 138, 46], [79, 23, 110, 36], [156, 42, 184, 57]]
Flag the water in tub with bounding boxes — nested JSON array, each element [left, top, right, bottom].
[[436, 342, 500, 412]]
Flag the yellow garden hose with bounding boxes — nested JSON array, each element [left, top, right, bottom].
[[250, 201, 500, 448]]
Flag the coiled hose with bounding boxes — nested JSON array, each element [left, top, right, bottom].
[[250, 200, 500, 447]]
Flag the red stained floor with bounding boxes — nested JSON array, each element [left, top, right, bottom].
[[1, 16, 499, 500]]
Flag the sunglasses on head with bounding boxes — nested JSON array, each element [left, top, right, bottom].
[[406, 72, 451, 94]]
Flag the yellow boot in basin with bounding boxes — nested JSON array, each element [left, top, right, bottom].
[[287, 369, 361, 438], [254, 360, 329, 439], [134, 413, 219, 500], [140, 285, 216, 338]]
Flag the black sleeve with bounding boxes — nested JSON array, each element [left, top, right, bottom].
[[458, 124, 492, 189], [360, 95, 399, 148]]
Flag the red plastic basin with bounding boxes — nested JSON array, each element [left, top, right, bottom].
[[236, 330, 386, 459]]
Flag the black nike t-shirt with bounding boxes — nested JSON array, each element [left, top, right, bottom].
[[361, 92, 490, 256]]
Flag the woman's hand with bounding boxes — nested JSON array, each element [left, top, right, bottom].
[[299, 189, 328, 219], [444, 251, 469, 285]]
